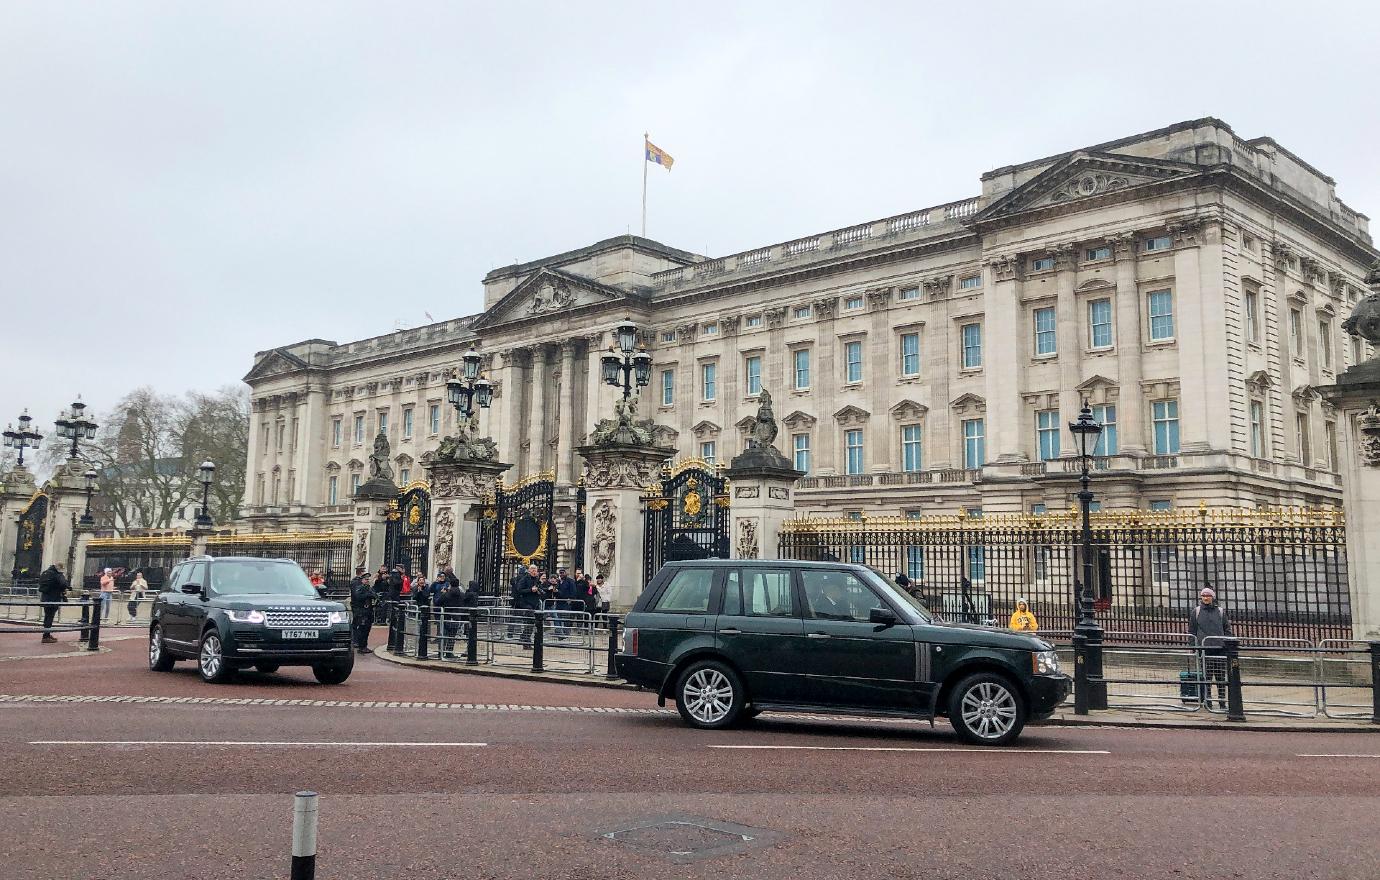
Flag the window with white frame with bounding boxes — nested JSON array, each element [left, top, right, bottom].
[[661, 330, 676, 343], [1086, 245, 1111, 261], [792, 305, 812, 319], [793, 433, 810, 473], [961, 323, 982, 368], [402, 408, 413, 439], [1033, 306, 1057, 356], [1147, 289, 1174, 341], [1089, 298, 1113, 349], [701, 362, 717, 401], [275, 421, 285, 452], [661, 369, 674, 406], [901, 424, 923, 472], [1350, 334, 1363, 367], [900, 332, 920, 377], [793, 348, 811, 390], [327, 475, 338, 506], [1249, 400, 1265, 458], [905, 545, 924, 581], [899, 286, 920, 301], [1036, 409, 1060, 460], [700, 441, 716, 464], [1092, 404, 1117, 456], [1245, 288, 1260, 343], [745, 355, 762, 395], [399, 467, 410, 485], [1152, 399, 1180, 455], [959, 275, 981, 290], [1149, 500, 1172, 512], [962, 418, 985, 469], [844, 340, 863, 383], [1144, 235, 1172, 252], [350, 473, 361, 496], [1289, 308, 1304, 358], [1296, 411, 1311, 464], [377, 410, 389, 435], [1031, 256, 1055, 272], [844, 429, 865, 475], [331, 418, 342, 448], [1030, 503, 1046, 515], [1319, 319, 1333, 369], [428, 404, 440, 435], [353, 415, 365, 444], [703, 323, 718, 336], [746, 315, 762, 328], [845, 296, 864, 310]]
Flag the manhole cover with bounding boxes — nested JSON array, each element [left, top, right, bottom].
[[599, 814, 780, 862]]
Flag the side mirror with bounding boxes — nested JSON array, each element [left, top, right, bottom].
[[180, 583, 202, 595], [869, 607, 898, 628]]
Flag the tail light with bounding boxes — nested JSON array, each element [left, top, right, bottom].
[[623, 626, 638, 656]]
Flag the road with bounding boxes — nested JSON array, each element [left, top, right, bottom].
[[1, 632, 1378, 879]]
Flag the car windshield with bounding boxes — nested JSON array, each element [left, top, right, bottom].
[[862, 566, 932, 623], [208, 560, 318, 598]]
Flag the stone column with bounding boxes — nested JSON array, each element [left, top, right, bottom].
[[1111, 234, 1146, 455], [1053, 245, 1082, 428], [527, 345, 549, 477], [0, 467, 38, 584], [578, 442, 675, 610], [1172, 220, 1215, 452], [555, 340, 578, 485], [425, 458, 512, 585], [983, 255, 1026, 471], [725, 453, 803, 562]]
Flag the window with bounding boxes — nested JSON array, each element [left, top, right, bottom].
[[399, 467, 410, 485], [1149, 500, 1172, 512], [1086, 246, 1112, 261], [967, 545, 986, 582], [428, 404, 440, 435], [328, 475, 338, 505], [1036, 409, 1061, 461], [793, 433, 811, 473], [331, 419, 342, 448], [959, 275, 981, 290], [1296, 411, 1312, 465], [1249, 400, 1265, 458], [701, 362, 717, 401], [1145, 235, 1172, 252], [793, 348, 811, 390], [905, 546, 924, 582], [1033, 307, 1057, 356], [746, 315, 763, 328], [1152, 399, 1180, 455], [845, 429, 865, 475], [792, 305, 812, 319], [275, 422, 285, 452], [653, 568, 716, 613], [377, 410, 388, 436], [1326, 421, 1338, 470], [901, 424, 923, 472], [899, 286, 920, 301], [1089, 298, 1113, 349], [962, 418, 985, 469], [1091, 404, 1117, 456], [353, 415, 365, 444], [660, 369, 674, 406], [1147, 290, 1174, 341], [1030, 503, 1047, 515], [402, 408, 414, 439], [1088, 501, 1102, 512], [745, 356, 762, 395], [900, 332, 921, 377], [261, 422, 269, 452], [845, 296, 864, 310], [800, 570, 882, 623], [661, 330, 676, 343], [1245, 290, 1260, 342], [1289, 308, 1303, 357], [1319, 320, 1333, 369], [844, 341, 863, 383], [703, 323, 718, 336], [350, 473, 361, 496], [700, 441, 716, 464], [1031, 256, 1055, 272], [961, 323, 982, 368]]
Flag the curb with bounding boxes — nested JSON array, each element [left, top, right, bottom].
[[0, 646, 113, 662], [374, 649, 639, 691]]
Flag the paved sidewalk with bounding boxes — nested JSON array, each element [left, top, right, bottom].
[[376, 648, 1380, 733], [0, 631, 140, 661]]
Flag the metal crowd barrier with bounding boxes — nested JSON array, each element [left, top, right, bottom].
[[0, 596, 116, 651]]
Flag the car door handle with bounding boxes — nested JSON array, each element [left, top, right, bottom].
[[807, 632, 830, 639], [719, 628, 741, 635]]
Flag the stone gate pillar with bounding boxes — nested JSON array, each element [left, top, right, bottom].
[[724, 390, 804, 560], [350, 488, 395, 576], [1320, 363, 1380, 640], [43, 463, 93, 580], [577, 443, 674, 610], [425, 457, 512, 584], [0, 466, 38, 585]]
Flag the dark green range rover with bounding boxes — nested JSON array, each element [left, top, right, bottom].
[[616, 560, 1070, 745], [149, 556, 354, 684]]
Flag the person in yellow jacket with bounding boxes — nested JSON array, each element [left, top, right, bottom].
[[1009, 597, 1038, 632]]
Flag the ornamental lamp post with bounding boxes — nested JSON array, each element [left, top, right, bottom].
[[1068, 402, 1107, 712], [446, 346, 494, 420], [602, 320, 653, 400], [54, 397, 97, 460], [195, 460, 216, 528], [79, 468, 98, 527], [2, 410, 43, 467]]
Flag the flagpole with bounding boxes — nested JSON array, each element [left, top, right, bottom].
[[642, 132, 649, 238]]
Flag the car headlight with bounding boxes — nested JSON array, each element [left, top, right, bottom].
[[226, 609, 265, 624], [1033, 650, 1060, 675], [328, 610, 349, 625]]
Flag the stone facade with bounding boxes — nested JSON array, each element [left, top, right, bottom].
[[241, 118, 1376, 534]]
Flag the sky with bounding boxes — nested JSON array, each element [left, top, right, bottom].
[[2, 0, 1378, 440]]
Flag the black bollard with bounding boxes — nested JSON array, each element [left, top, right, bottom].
[[78, 595, 91, 644], [290, 791, 319, 880], [417, 602, 431, 661], [1224, 637, 1246, 722], [606, 615, 621, 679], [1072, 632, 1088, 716], [466, 609, 480, 665], [389, 603, 403, 654], [87, 599, 101, 652], [1370, 642, 1380, 726], [531, 610, 545, 672]]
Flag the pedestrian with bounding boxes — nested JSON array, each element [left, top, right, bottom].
[[591, 574, 609, 613], [959, 576, 977, 625], [309, 569, 325, 590], [1189, 586, 1233, 710], [1009, 597, 1038, 632], [399, 565, 412, 597], [350, 567, 376, 654], [127, 569, 149, 619], [37, 562, 69, 643], [509, 563, 542, 647], [435, 578, 464, 659], [554, 567, 578, 639], [444, 565, 460, 590], [895, 573, 910, 592], [388, 565, 405, 602], [99, 567, 116, 620]]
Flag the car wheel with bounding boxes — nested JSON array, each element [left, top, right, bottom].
[[254, 663, 281, 674], [198, 630, 233, 684], [948, 672, 1025, 746], [312, 656, 354, 685], [674, 660, 744, 730], [148, 624, 175, 672]]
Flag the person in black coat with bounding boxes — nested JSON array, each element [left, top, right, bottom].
[[37, 563, 69, 644], [435, 580, 465, 659], [349, 568, 376, 654], [509, 563, 542, 647]]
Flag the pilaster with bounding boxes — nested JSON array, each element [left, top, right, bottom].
[[556, 341, 578, 485], [526, 345, 550, 477], [983, 255, 1025, 463], [1112, 235, 1146, 455]]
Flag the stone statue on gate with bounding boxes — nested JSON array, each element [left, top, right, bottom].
[[729, 387, 795, 471], [369, 430, 394, 482], [434, 410, 498, 463], [589, 393, 657, 447], [1339, 260, 1380, 383]]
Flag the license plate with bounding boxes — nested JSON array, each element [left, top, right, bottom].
[[281, 629, 319, 640]]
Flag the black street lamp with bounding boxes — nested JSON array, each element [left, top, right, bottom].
[[79, 468, 98, 527], [195, 460, 216, 528], [1068, 401, 1107, 712], [2, 410, 43, 467], [54, 397, 97, 460], [600, 319, 652, 400], [446, 346, 494, 420]]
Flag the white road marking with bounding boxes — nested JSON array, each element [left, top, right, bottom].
[[1296, 754, 1380, 759], [29, 740, 487, 747], [708, 745, 1108, 754]]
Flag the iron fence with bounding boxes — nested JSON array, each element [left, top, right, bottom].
[[206, 532, 354, 599], [83, 536, 192, 593], [779, 507, 1350, 642], [389, 604, 618, 676]]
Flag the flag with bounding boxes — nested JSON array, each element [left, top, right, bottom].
[[645, 138, 674, 171]]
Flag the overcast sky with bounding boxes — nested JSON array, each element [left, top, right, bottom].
[[3, 1, 1377, 439]]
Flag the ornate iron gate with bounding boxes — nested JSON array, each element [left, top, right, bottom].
[[642, 459, 729, 584], [475, 472, 557, 595], [11, 492, 48, 586], [385, 483, 431, 579]]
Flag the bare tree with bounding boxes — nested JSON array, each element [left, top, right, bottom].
[[176, 386, 249, 523]]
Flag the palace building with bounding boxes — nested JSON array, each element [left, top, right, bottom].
[[241, 118, 1377, 549]]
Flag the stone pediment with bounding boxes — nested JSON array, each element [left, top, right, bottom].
[[950, 393, 986, 410], [692, 420, 722, 439], [889, 399, 929, 421], [734, 416, 757, 434], [1076, 278, 1115, 293], [781, 410, 817, 430], [833, 405, 871, 427], [469, 267, 629, 331], [650, 424, 679, 449], [1247, 370, 1273, 390], [977, 152, 1199, 223], [242, 348, 309, 383], [1077, 374, 1116, 391]]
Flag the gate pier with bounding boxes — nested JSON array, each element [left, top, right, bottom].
[[425, 458, 511, 587], [578, 442, 674, 610]]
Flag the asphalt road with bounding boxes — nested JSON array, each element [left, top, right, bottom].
[[1, 633, 1378, 880]]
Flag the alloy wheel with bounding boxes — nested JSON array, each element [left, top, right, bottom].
[[682, 668, 733, 725], [960, 680, 1018, 740], [200, 634, 223, 679], [149, 629, 161, 667]]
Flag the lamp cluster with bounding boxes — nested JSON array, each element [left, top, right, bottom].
[[2, 410, 43, 468], [600, 320, 652, 399], [446, 347, 494, 420], [54, 398, 98, 460]]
